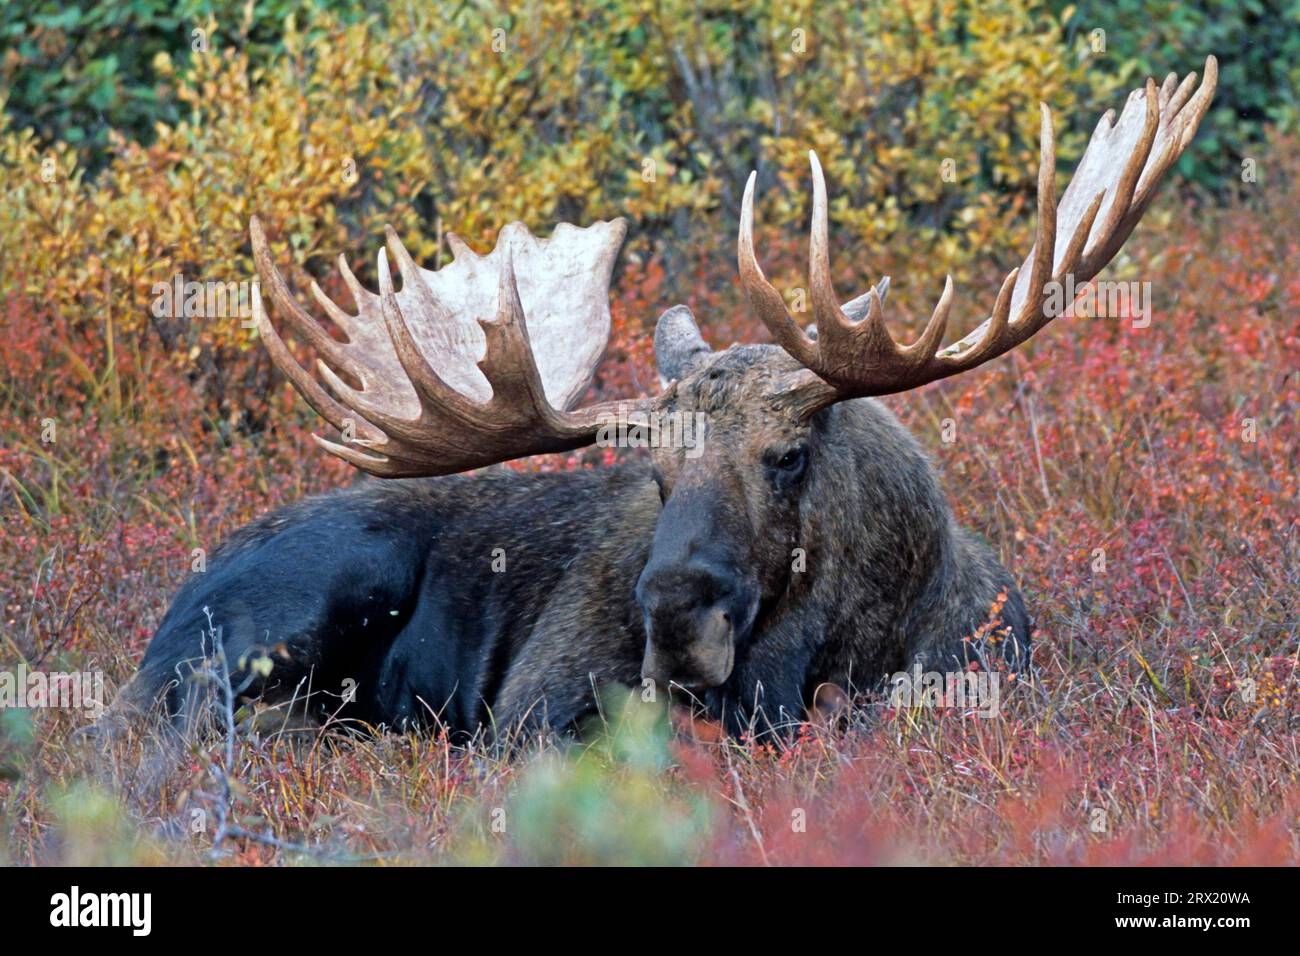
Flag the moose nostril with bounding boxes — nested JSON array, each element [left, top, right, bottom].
[[639, 559, 735, 608]]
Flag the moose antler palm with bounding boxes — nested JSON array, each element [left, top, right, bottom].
[[252, 58, 1216, 477], [250, 217, 654, 477]]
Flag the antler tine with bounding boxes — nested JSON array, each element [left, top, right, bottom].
[[308, 279, 358, 338], [251, 277, 358, 436], [310, 436, 400, 476], [900, 274, 953, 361], [809, 151, 897, 362], [1165, 69, 1199, 118], [1158, 71, 1177, 109], [335, 252, 369, 310], [250, 217, 354, 372], [738, 171, 818, 367], [936, 104, 1059, 369], [477, 241, 572, 432], [962, 268, 1021, 368], [1015, 103, 1058, 330]]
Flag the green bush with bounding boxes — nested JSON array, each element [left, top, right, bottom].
[[1056, 0, 1300, 189], [0, 0, 368, 170]]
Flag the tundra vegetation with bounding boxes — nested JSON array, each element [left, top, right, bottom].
[[0, 2, 1296, 864]]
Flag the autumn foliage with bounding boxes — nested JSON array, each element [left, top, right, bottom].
[[0, 3, 1296, 865]]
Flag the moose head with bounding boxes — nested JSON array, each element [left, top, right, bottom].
[[250, 60, 1215, 696]]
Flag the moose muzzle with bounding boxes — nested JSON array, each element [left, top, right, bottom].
[[635, 491, 757, 693]]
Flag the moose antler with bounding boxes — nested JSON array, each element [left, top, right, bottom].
[[251, 216, 654, 477], [739, 56, 1217, 406]]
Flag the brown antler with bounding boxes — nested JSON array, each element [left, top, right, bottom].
[[251, 216, 653, 477], [739, 56, 1217, 407]]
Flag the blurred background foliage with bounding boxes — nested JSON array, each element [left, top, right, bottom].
[[0, 0, 1284, 430]]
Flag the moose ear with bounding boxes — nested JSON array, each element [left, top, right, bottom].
[[654, 305, 712, 384], [806, 275, 890, 341], [839, 275, 891, 323]]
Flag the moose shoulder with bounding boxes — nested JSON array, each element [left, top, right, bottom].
[[117, 60, 1216, 740]]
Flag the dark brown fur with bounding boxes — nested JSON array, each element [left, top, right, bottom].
[[118, 334, 1028, 741]]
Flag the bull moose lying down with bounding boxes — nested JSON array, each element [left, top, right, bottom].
[[116, 61, 1215, 740]]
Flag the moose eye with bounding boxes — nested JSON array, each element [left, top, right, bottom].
[[769, 446, 808, 480]]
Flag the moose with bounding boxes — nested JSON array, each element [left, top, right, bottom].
[[115, 61, 1215, 740]]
